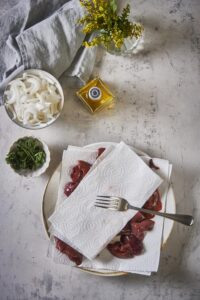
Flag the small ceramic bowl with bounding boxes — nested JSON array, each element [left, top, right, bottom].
[[7, 137, 50, 177], [3, 69, 64, 130]]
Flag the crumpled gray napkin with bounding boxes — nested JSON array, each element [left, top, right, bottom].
[[0, 0, 96, 105]]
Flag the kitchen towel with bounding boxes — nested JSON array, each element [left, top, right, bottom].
[[80, 158, 172, 274], [0, 0, 97, 104], [49, 144, 172, 275], [49, 142, 163, 260]]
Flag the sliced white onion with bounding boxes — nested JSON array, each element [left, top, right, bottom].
[[5, 72, 62, 126], [26, 77, 41, 94], [8, 78, 26, 90]]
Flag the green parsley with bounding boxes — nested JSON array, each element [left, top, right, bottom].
[[6, 137, 46, 171]]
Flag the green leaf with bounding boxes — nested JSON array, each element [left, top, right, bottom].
[[78, 0, 143, 49], [5, 137, 46, 172], [110, 0, 117, 12]]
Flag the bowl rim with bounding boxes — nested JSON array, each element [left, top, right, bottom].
[[7, 136, 50, 177], [3, 69, 64, 130]]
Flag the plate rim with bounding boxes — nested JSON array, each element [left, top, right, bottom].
[[42, 142, 175, 276]]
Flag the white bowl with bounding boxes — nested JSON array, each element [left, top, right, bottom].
[[8, 137, 50, 177], [3, 69, 64, 130]]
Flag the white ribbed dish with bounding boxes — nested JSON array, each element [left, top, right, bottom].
[[4, 69, 64, 130], [9, 137, 50, 177]]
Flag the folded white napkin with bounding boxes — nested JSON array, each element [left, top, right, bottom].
[[48, 144, 114, 262], [49, 142, 163, 260], [80, 158, 172, 274], [56, 146, 99, 208], [49, 146, 171, 275]]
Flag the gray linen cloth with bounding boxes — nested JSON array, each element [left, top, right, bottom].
[[0, 0, 96, 105]]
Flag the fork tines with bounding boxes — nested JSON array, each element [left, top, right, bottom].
[[95, 195, 119, 210]]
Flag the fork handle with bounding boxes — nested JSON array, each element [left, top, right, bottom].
[[128, 205, 194, 226]]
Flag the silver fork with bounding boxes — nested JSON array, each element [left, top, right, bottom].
[[95, 196, 194, 226]]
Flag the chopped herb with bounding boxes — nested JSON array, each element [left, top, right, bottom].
[[6, 137, 46, 171]]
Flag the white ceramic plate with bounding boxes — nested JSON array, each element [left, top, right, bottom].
[[42, 142, 176, 276]]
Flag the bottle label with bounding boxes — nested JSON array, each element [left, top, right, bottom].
[[88, 87, 102, 101]]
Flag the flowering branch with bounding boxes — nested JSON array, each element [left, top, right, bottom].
[[79, 0, 143, 49]]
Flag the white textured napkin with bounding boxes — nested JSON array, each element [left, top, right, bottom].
[[56, 146, 99, 208], [49, 142, 163, 260], [80, 158, 172, 274], [49, 144, 114, 252], [48, 144, 114, 262], [49, 149, 171, 275], [48, 144, 172, 275]]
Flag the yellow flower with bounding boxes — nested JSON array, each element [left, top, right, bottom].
[[79, 0, 143, 49]]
